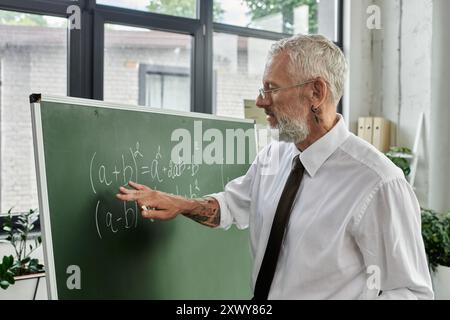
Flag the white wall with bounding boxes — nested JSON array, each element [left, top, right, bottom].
[[345, 0, 433, 205], [343, 0, 374, 134], [429, 0, 450, 213]]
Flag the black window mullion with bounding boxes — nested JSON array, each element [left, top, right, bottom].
[[336, 0, 344, 49], [92, 8, 104, 100], [202, 0, 213, 114], [336, 0, 344, 114], [68, 0, 96, 99], [67, 10, 82, 98], [192, 0, 213, 114]]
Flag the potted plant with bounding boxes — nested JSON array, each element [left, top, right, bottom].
[[0, 208, 45, 300], [421, 209, 450, 272], [421, 209, 450, 299], [385, 147, 413, 178]]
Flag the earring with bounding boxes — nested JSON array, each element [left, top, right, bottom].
[[311, 106, 320, 124]]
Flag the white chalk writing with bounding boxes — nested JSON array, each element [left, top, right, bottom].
[[89, 142, 212, 239]]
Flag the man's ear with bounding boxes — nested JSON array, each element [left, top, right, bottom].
[[311, 78, 328, 107]]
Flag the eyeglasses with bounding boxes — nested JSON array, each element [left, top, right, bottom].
[[258, 80, 315, 100]]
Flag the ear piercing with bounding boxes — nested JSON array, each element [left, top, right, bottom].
[[311, 106, 320, 124], [311, 105, 320, 113]]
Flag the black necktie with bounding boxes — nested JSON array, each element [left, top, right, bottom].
[[253, 156, 305, 300]]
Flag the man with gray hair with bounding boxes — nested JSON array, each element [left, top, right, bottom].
[[117, 35, 433, 300]]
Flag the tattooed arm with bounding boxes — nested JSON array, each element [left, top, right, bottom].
[[182, 197, 220, 228]]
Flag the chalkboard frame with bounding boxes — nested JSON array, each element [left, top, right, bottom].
[[30, 94, 255, 300]]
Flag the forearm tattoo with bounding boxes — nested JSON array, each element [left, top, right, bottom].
[[182, 197, 221, 228]]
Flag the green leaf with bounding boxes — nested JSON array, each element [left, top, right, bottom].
[[4, 273, 15, 284], [21, 257, 31, 265], [2, 255, 14, 269], [18, 217, 27, 223], [388, 146, 412, 154], [1, 280, 11, 290], [7, 255, 14, 268]]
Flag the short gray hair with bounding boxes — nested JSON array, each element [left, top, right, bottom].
[[268, 34, 348, 105]]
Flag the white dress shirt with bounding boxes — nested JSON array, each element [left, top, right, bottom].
[[210, 115, 433, 300]]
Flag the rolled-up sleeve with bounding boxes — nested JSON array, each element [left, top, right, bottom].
[[353, 178, 434, 300], [208, 160, 258, 231]]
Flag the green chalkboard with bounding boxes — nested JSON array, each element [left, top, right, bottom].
[[31, 95, 256, 300]]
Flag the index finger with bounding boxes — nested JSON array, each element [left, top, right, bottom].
[[128, 181, 148, 191], [115, 192, 138, 202], [119, 186, 137, 194]]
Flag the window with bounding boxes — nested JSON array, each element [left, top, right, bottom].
[[97, 0, 198, 19], [212, 0, 342, 118], [213, 33, 274, 118], [103, 24, 192, 111], [214, 0, 340, 41], [0, 10, 67, 213], [0, 0, 343, 214], [139, 65, 190, 111]]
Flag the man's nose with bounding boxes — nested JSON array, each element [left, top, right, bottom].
[[256, 94, 271, 109]]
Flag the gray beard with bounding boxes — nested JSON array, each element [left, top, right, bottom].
[[273, 113, 310, 144]]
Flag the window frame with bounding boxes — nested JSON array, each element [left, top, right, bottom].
[[138, 64, 190, 109], [0, 0, 344, 113], [0, 0, 344, 215]]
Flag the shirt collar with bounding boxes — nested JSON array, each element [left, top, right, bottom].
[[290, 114, 350, 178]]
